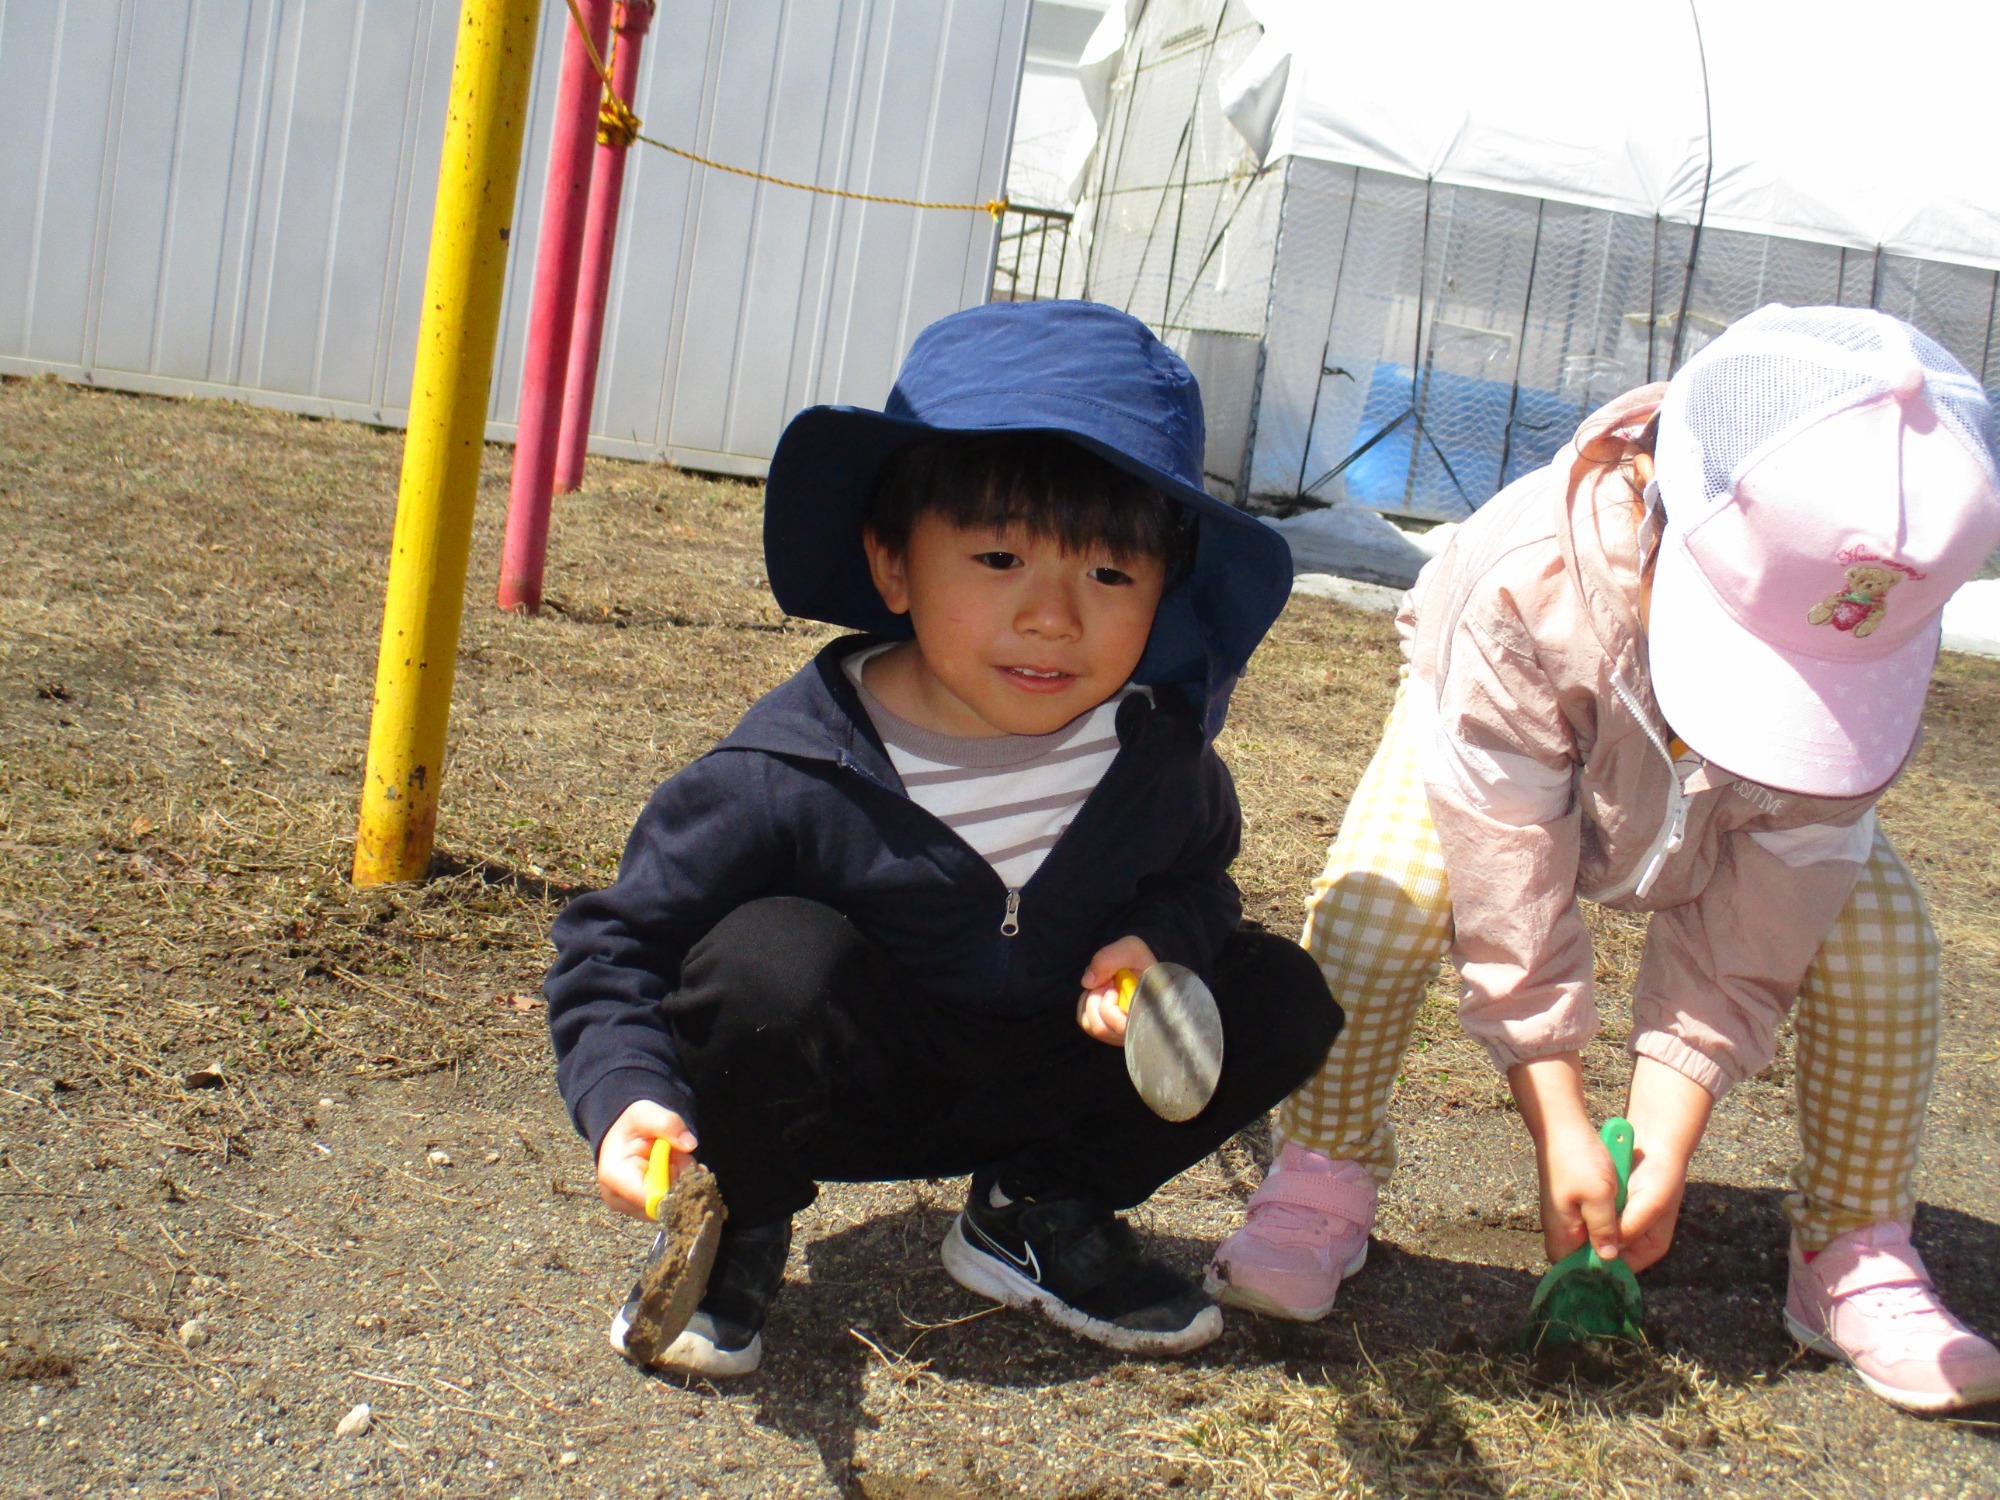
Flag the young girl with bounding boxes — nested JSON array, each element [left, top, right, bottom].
[[1209, 305, 2000, 1414]]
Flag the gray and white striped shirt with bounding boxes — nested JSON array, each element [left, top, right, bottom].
[[846, 645, 1136, 889]]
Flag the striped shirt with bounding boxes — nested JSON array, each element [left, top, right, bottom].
[[846, 646, 1136, 889]]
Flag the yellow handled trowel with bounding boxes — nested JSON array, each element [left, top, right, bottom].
[[1113, 964, 1224, 1122], [614, 1140, 726, 1366]]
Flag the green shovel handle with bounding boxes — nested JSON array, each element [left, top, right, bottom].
[[1602, 1117, 1634, 1217]]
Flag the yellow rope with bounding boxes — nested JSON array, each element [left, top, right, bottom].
[[561, 0, 1007, 218], [632, 133, 1007, 218], [598, 91, 640, 150], [595, 7, 636, 147]]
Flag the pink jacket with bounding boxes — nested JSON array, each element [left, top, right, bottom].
[[1405, 386, 1897, 1095]]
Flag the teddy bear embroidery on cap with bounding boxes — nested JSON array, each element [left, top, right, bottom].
[[1806, 548, 1927, 638]]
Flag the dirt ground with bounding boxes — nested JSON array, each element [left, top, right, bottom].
[[1, 374, 1997, 1500]]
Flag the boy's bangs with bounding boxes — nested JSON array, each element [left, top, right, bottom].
[[956, 464, 1176, 562], [870, 433, 1186, 564]]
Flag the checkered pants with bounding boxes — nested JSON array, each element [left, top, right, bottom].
[[1277, 681, 1941, 1251]]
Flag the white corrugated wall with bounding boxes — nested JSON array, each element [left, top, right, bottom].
[[0, 0, 1029, 475]]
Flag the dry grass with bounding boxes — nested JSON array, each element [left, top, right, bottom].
[[0, 373, 834, 1139], [7, 372, 1997, 1134], [1164, 1344, 1807, 1499], [3, 375, 1999, 1498]]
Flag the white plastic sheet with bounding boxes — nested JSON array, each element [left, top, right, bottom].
[[1224, 0, 2000, 272], [1262, 504, 1431, 589]]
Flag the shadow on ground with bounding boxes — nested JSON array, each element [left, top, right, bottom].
[[690, 1186, 2000, 1496]]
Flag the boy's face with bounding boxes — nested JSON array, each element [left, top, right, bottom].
[[863, 513, 1168, 736]]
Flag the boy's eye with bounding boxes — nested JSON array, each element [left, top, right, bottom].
[[1088, 565, 1134, 586], [973, 551, 1022, 570]]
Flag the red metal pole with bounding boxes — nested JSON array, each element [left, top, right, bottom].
[[498, 0, 614, 614], [555, 0, 654, 495]]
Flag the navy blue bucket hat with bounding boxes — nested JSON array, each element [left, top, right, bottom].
[[763, 300, 1294, 733]]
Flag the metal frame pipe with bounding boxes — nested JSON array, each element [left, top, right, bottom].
[[497, 0, 614, 613], [555, 0, 655, 495], [354, 0, 544, 887]]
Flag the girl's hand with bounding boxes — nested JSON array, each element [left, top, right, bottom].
[[596, 1099, 698, 1219], [1536, 1116, 1624, 1263], [1076, 935, 1159, 1045], [1508, 1053, 1622, 1263], [1618, 1148, 1691, 1274], [1618, 1055, 1715, 1273]]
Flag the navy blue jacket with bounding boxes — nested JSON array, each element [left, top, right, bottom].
[[546, 634, 1243, 1152]]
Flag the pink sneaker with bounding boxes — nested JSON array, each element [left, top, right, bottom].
[[1205, 1143, 1376, 1321], [1784, 1222, 2000, 1414]]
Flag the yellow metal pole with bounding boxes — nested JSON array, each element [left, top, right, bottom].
[[354, 0, 543, 886]]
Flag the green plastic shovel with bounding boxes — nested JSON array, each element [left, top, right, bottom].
[[1521, 1117, 1644, 1351]]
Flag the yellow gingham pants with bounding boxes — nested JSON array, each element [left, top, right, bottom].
[[1278, 683, 1941, 1251]]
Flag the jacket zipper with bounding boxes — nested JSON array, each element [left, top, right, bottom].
[[848, 751, 1025, 939], [1593, 668, 1688, 903], [841, 694, 1163, 944]]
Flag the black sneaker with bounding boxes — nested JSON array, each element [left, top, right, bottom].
[[942, 1171, 1221, 1353], [610, 1219, 791, 1376]]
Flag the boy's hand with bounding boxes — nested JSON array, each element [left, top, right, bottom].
[[1076, 935, 1159, 1045], [596, 1100, 698, 1220], [1618, 1055, 1714, 1273]]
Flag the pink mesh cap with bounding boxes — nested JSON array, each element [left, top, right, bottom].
[[1648, 305, 2000, 797]]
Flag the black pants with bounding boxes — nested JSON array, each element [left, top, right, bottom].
[[663, 898, 1342, 1227]]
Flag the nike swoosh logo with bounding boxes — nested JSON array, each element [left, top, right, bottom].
[[966, 1216, 1041, 1283]]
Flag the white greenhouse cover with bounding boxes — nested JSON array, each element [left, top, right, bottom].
[[1220, 0, 2000, 272]]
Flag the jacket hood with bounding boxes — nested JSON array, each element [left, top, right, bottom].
[[761, 301, 1294, 737], [1559, 383, 1668, 675], [713, 636, 896, 775]]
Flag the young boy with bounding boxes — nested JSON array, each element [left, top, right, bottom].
[[545, 300, 1340, 1376]]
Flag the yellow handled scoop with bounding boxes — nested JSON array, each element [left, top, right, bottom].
[[615, 1140, 725, 1367], [642, 1136, 678, 1221], [1114, 963, 1224, 1122]]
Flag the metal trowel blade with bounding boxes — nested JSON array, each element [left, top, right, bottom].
[[1123, 962, 1223, 1122]]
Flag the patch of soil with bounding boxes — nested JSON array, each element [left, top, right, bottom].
[[2, 375, 1998, 1498]]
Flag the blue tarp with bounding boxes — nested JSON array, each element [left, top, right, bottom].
[[1336, 362, 1587, 519]]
